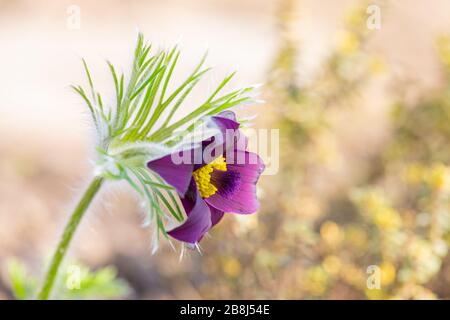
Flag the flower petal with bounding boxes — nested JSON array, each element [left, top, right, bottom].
[[167, 180, 212, 244], [213, 111, 248, 152], [205, 150, 265, 214], [147, 152, 194, 196], [208, 205, 225, 227], [199, 112, 247, 167], [211, 111, 240, 133]]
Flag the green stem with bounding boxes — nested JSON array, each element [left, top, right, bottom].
[[37, 176, 104, 300]]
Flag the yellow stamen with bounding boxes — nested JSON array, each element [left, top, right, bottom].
[[192, 156, 227, 198]]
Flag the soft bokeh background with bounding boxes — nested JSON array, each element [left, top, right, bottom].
[[2, 0, 450, 299]]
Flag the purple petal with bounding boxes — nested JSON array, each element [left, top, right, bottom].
[[211, 111, 240, 133], [208, 205, 225, 227], [205, 150, 265, 214], [147, 152, 194, 196], [216, 111, 238, 121], [213, 112, 248, 152], [199, 112, 247, 168], [168, 180, 212, 244]]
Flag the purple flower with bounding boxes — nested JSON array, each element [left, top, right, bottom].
[[147, 111, 265, 244]]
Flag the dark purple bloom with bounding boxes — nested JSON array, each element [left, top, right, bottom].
[[147, 111, 265, 244]]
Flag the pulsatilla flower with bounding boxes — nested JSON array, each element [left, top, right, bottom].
[[147, 111, 265, 244], [37, 33, 262, 299]]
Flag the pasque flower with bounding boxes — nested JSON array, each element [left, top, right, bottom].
[[147, 111, 265, 244], [37, 33, 262, 299]]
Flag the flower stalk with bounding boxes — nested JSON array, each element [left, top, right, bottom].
[[37, 177, 104, 300]]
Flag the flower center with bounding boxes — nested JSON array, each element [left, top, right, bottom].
[[192, 156, 227, 198]]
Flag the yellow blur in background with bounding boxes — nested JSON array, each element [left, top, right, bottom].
[[2, 0, 450, 299]]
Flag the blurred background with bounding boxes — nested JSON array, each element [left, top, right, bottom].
[[2, 0, 450, 299]]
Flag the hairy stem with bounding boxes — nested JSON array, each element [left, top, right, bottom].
[[37, 176, 104, 300]]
